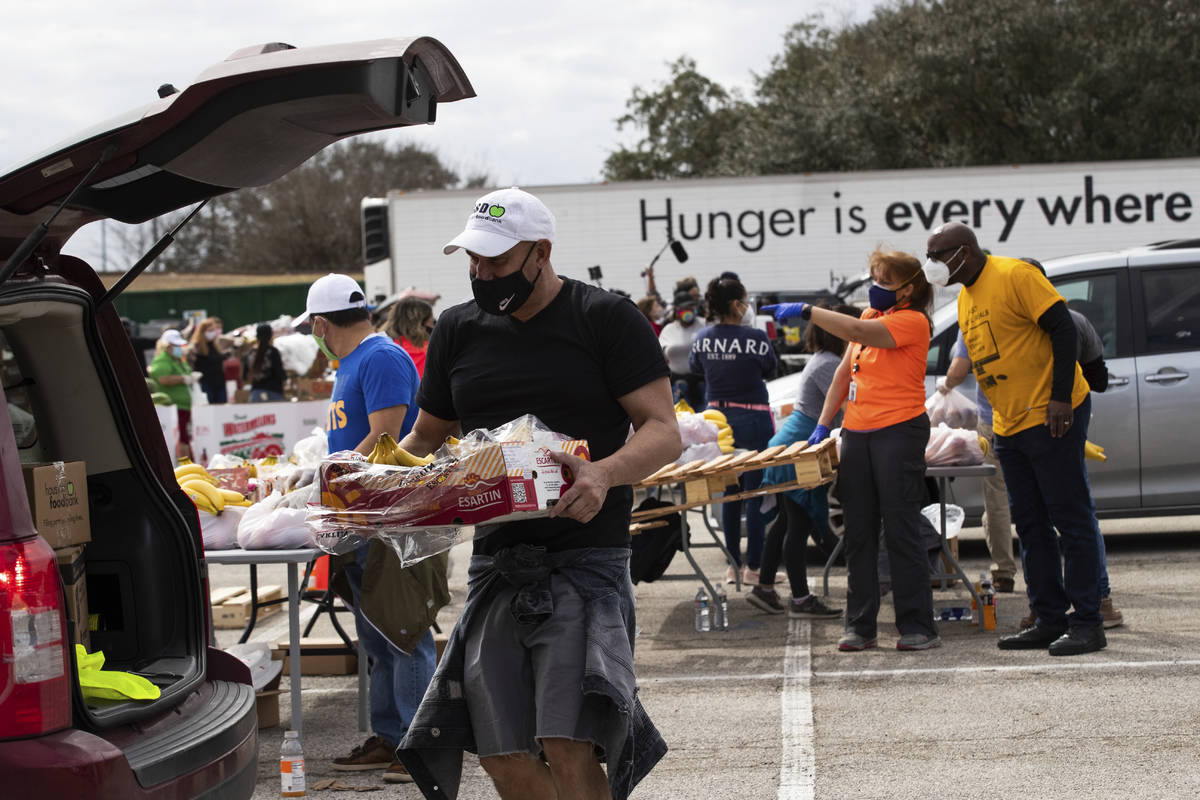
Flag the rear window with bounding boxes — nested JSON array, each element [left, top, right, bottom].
[[1, 328, 39, 452]]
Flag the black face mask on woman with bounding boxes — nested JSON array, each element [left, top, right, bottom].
[[471, 243, 542, 315]]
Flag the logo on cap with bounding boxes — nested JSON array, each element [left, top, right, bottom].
[[475, 202, 506, 220]]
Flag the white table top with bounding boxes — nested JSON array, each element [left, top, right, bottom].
[[202, 547, 322, 565]]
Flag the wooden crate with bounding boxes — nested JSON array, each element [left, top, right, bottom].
[[210, 584, 284, 629], [630, 439, 839, 523], [273, 637, 358, 675]]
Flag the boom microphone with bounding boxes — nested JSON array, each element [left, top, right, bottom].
[[670, 239, 689, 263]]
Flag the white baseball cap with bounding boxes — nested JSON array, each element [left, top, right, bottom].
[[294, 273, 366, 325], [161, 329, 186, 346], [442, 186, 556, 257]]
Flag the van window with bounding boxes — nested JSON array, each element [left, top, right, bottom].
[[0, 328, 40, 451], [1054, 273, 1118, 358], [927, 322, 960, 374], [1141, 266, 1200, 354]]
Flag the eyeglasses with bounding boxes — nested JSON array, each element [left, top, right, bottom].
[[925, 245, 960, 261]]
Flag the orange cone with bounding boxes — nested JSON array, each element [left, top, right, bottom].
[[311, 555, 330, 591]]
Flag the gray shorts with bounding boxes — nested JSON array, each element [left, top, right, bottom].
[[463, 573, 607, 758]]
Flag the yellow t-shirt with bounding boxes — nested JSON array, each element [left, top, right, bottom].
[[957, 255, 1089, 436]]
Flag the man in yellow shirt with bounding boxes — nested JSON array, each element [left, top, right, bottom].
[[923, 222, 1105, 656]]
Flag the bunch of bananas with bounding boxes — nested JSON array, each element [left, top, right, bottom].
[[701, 408, 736, 453], [175, 463, 252, 515], [367, 433, 436, 467]]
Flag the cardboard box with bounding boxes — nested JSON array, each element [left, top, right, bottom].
[[272, 637, 358, 676], [233, 389, 252, 404], [210, 584, 284, 629], [23, 461, 90, 549], [256, 690, 281, 728], [55, 545, 90, 651], [294, 378, 334, 400]]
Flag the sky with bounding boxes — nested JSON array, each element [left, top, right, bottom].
[[0, 0, 884, 268]]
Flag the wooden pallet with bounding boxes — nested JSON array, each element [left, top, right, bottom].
[[210, 584, 284, 629], [630, 438, 838, 523]]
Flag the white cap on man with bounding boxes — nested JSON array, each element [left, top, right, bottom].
[[161, 329, 186, 346], [442, 187, 556, 258], [294, 273, 366, 326]]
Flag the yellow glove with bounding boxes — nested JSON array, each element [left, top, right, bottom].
[[1084, 440, 1106, 462]]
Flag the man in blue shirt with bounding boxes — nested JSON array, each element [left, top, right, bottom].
[[297, 273, 432, 785]]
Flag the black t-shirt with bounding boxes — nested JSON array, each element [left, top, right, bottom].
[[245, 347, 286, 394], [419, 277, 669, 554]]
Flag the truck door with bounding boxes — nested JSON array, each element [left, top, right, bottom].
[[1130, 257, 1200, 508], [1052, 269, 1139, 511]]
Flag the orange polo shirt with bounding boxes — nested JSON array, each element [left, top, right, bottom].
[[843, 307, 930, 431]]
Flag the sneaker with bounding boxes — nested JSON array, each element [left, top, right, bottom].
[[742, 566, 760, 585], [897, 633, 942, 651], [993, 575, 1016, 593], [725, 565, 738, 585], [331, 736, 396, 771], [789, 595, 843, 619], [383, 759, 414, 784], [1100, 596, 1124, 629], [746, 586, 785, 614], [1048, 625, 1106, 656], [837, 632, 877, 652]]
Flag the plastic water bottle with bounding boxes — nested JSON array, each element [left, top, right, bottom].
[[280, 730, 306, 797], [694, 587, 711, 632], [713, 584, 729, 630]]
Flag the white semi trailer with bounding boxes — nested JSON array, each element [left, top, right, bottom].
[[362, 158, 1200, 309]]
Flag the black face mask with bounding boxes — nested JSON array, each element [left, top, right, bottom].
[[471, 243, 542, 316]]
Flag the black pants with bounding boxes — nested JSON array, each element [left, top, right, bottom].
[[839, 414, 935, 638], [759, 496, 819, 598]]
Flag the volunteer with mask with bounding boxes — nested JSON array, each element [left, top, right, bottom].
[[296, 273, 441, 785], [922, 222, 1107, 657], [763, 249, 938, 652], [659, 289, 706, 409], [147, 328, 195, 461], [689, 274, 777, 584]]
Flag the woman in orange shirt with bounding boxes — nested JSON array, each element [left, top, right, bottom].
[[765, 250, 937, 652]]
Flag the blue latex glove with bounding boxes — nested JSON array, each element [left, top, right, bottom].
[[760, 302, 809, 321], [807, 424, 830, 446]]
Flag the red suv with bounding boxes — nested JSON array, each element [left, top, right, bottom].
[[0, 37, 472, 797]]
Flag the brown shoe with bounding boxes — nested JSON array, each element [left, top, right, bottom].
[[383, 759, 414, 784], [993, 576, 1015, 593], [331, 736, 395, 771], [1100, 596, 1124, 629], [1018, 606, 1035, 630]]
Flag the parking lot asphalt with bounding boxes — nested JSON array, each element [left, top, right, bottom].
[[210, 513, 1200, 799]]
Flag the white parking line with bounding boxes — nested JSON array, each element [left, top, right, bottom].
[[778, 618, 814, 800], [813, 658, 1200, 679]]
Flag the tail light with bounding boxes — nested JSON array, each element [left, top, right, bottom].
[[765, 320, 777, 340], [0, 536, 71, 738]]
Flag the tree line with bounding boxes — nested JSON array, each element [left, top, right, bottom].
[[604, 0, 1200, 181]]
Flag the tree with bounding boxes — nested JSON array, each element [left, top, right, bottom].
[[602, 57, 748, 181], [112, 138, 471, 273], [607, 0, 1200, 178]]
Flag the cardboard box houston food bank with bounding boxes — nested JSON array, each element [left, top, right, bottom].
[[22, 461, 90, 549]]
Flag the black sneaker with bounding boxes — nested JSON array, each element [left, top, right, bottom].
[[997, 623, 1067, 650], [1048, 625, 1106, 656], [747, 586, 785, 615], [789, 595, 843, 619]]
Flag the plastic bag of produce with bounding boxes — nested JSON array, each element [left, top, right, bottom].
[[925, 389, 978, 430], [924, 423, 985, 466]]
